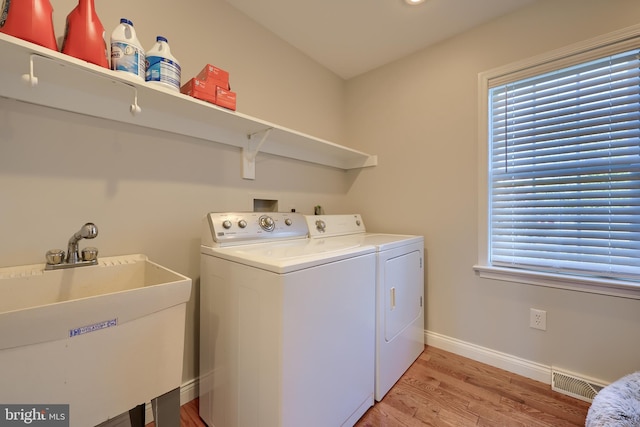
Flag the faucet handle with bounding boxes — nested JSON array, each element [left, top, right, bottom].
[[82, 247, 99, 262], [46, 249, 65, 265]]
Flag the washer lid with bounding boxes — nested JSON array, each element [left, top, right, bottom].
[[201, 235, 375, 273]]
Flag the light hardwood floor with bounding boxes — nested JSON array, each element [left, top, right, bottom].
[[149, 346, 591, 427]]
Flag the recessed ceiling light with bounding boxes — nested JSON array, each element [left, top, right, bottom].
[[405, 0, 426, 5]]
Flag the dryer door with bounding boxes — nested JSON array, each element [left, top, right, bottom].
[[384, 249, 423, 341]]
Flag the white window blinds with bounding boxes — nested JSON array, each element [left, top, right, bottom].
[[488, 48, 640, 281]]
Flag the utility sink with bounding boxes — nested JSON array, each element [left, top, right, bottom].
[[0, 254, 192, 427]]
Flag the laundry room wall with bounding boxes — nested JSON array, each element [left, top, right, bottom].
[[0, 0, 357, 387], [344, 0, 640, 384]]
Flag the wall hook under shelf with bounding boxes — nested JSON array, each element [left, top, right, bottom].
[[242, 127, 273, 180], [130, 90, 142, 116], [21, 54, 40, 87], [20, 53, 142, 116]]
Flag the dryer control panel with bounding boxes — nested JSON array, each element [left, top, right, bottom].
[[203, 212, 309, 246], [306, 214, 366, 238]]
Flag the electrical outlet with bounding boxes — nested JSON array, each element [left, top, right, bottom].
[[530, 308, 547, 331]]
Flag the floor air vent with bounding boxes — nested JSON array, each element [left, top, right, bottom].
[[552, 369, 606, 402]]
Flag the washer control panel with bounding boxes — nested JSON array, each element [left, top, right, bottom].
[[205, 212, 309, 246]]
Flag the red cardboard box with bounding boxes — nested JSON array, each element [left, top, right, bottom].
[[196, 64, 230, 90], [181, 77, 236, 110], [181, 78, 216, 96], [215, 87, 236, 111], [180, 78, 216, 104]]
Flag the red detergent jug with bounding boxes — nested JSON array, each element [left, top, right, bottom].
[[61, 0, 108, 68], [0, 0, 58, 50]]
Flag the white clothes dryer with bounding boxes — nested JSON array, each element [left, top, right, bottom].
[[306, 214, 425, 401], [199, 212, 376, 427]]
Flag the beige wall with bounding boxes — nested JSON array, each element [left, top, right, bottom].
[[344, 0, 640, 383]]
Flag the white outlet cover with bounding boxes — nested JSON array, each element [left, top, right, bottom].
[[530, 308, 547, 331]]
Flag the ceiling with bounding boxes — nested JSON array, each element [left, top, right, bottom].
[[224, 0, 538, 80]]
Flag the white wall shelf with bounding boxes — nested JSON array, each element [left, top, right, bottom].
[[0, 33, 377, 176]]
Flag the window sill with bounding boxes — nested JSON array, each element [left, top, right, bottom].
[[473, 265, 640, 300]]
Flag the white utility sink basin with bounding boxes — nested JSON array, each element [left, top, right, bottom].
[[0, 254, 192, 427]]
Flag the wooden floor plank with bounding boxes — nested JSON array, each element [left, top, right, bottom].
[[161, 345, 591, 427]]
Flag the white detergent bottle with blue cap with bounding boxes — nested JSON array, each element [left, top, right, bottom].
[[110, 18, 145, 80], [145, 36, 181, 91]]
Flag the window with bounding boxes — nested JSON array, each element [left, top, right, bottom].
[[476, 25, 640, 297]]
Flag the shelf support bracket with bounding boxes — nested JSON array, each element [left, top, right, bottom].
[[242, 127, 273, 180]]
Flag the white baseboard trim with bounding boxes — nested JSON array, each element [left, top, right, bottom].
[[425, 330, 552, 384]]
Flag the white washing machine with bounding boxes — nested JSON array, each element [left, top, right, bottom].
[[199, 212, 376, 427], [306, 214, 424, 401]]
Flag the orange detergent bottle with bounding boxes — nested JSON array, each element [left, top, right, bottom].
[[0, 0, 58, 50], [61, 0, 108, 68]]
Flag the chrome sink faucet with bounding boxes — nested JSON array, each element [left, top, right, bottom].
[[45, 222, 99, 270]]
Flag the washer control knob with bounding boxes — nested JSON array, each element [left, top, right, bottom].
[[284, 218, 292, 226], [315, 220, 326, 232], [238, 220, 247, 229], [222, 220, 232, 229], [356, 219, 361, 227], [259, 215, 275, 231]]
